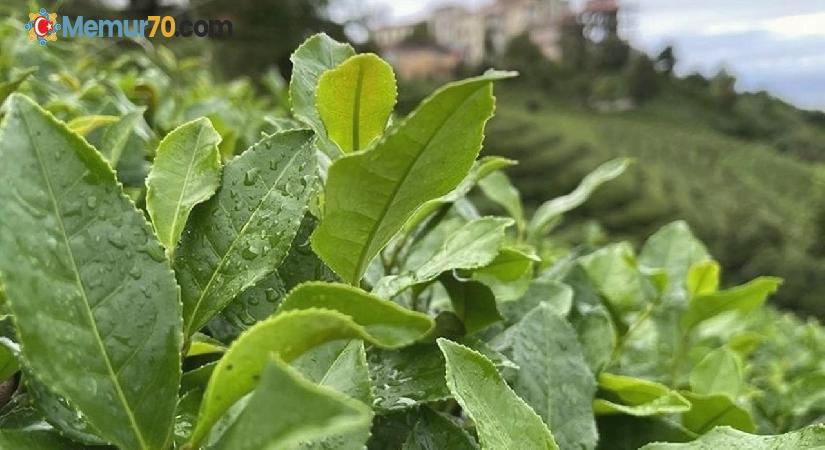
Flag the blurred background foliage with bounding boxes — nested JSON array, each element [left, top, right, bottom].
[[2, 0, 825, 318]]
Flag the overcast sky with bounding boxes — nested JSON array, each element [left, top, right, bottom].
[[356, 0, 825, 109]]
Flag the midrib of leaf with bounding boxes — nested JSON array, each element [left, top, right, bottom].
[[186, 146, 304, 334], [351, 63, 365, 152], [318, 341, 355, 387], [350, 86, 488, 284], [20, 112, 149, 450], [165, 124, 206, 257]]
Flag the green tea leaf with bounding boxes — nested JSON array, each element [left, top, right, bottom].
[[175, 130, 317, 336], [597, 416, 695, 450], [187, 333, 226, 357], [211, 356, 371, 450], [527, 158, 630, 240], [368, 345, 451, 412], [689, 347, 743, 397], [25, 375, 108, 445], [403, 156, 515, 232], [501, 279, 573, 324], [295, 339, 373, 450], [278, 282, 435, 342], [208, 214, 337, 342], [181, 362, 217, 394], [479, 171, 525, 233], [504, 304, 598, 450], [173, 388, 202, 447], [0, 67, 36, 105], [0, 94, 181, 450], [680, 391, 754, 434], [594, 373, 691, 416], [640, 424, 825, 449], [402, 407, 478, 450], [440, 275, 502, 334], [146, 117, 222, 257], [682, 277, 782, 331], [574, 305, 617, 374], [437, 338, 558, 449], [317, 53, 397, 153], [293, 339, 372, 404], [66, 115, 119, 136], [639, 221, 709, 299], [472, 246, 538, 301], [189, 285, 433, 447], [373, 217, 513, 298], [100, 110, 144, 166], [579, 242, 652, 309], [289, 33, 356, 157], [0, 343, 16, 381], [311, 71, 515, 285], [206, 273, 286, 342], [686, 260, 720, 297], [0, 429, 85, 450]]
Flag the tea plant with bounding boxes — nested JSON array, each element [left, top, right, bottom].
[[0, 31, 824, 449]]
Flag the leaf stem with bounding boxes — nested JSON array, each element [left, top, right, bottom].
[[607, 303, 654, 369]]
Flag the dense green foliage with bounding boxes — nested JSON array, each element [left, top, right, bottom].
[[399, 28, 825, 317], [483, 84, 825, 317], [0, 24, 824, 450]]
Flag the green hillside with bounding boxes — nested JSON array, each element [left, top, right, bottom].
[[483, 81, 825, 315]]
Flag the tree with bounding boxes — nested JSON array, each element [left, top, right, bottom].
[[502, 32, 557, 88], [656, 45, 676, 75], [626, 53, 658, 102], [591, 35, 630, 71], [193, 0, 346, 79], [710, 69, 737, 110], [560, 17, 587, 70]]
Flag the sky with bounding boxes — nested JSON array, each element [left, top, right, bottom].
[[357, 0, 825, 110]]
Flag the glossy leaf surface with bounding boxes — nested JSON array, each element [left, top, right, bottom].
[[146, 117, 222, 256], [373, 217, 513, 298], [0, 94, 181, 450], [311, 71, 514, 284], [505, 304, 598, 450], [594, 373, 691, 417], [175, 130, 317, 336], [189, 285, 433, 447], [640, 425, 825, 449], [438, 338, 558, 450], [289, 33, 355, 157], [528, 158, 630, 239], [210, 356, 371, 450], [317, 53, 397, 153]]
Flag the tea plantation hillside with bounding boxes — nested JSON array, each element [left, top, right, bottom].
[[482, 82, 825, 316]]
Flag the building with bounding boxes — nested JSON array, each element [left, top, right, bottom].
[[370, 0, 572, 79], [429, 6, 487, 66], [382, 44, 461, 80], [482, 0, 569, 59], [581, 0, 620, 42]]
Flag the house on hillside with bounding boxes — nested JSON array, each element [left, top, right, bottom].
[[581, 0, 620, 41], [382, 44, 461, 80], [370, 0, 573, 79]]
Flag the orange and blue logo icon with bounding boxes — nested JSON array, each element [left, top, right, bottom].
[[25, 8, 60, 45]]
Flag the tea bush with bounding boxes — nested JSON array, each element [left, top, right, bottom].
[[0, 30, 824, 449]]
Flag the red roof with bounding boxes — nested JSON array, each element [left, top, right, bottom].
[[584, 0, 619, 13]]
